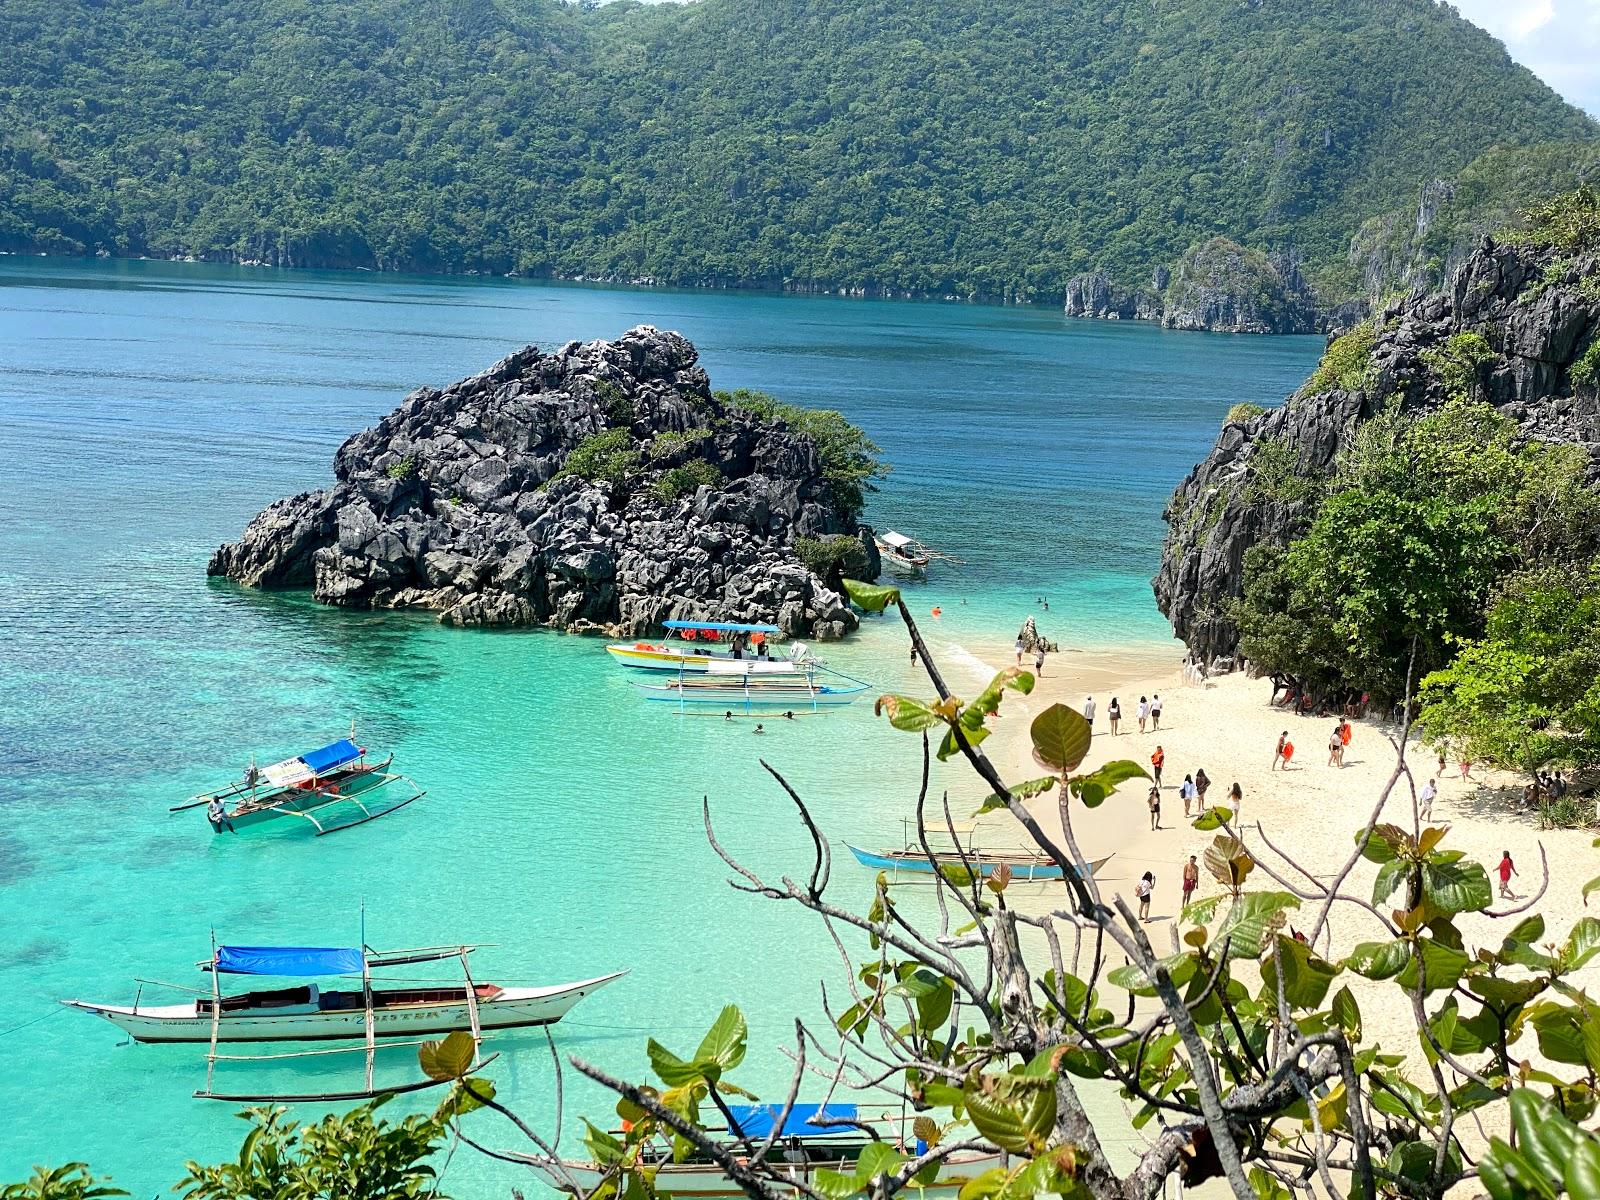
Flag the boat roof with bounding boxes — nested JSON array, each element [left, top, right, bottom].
[[662, 620, 781, 634], [206, 944, 475, 976], [726, 1102, 858, 1139], [259, 738, 363, 788], [879, 531, 914, 548]]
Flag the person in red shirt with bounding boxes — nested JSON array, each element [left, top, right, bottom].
[[1150, 745, 1165, 788], [1497, 851, 1518, 899]]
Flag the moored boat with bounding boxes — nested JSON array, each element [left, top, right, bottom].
[[846, 823, 1112, 881], [173, 736, 426, 836], [521, 1102, 1006, 1196], [606, 620, 813, 673], [875, 530, 934, 576], [633, 661, 869, 712]]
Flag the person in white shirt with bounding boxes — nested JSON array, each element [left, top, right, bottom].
[[1082, 696, 1096, 730], [1419, 778, 1437, 821], [1137, 696, 1150, 733], [1179, 773, 1197, 817], [1151, 694, 1164, 729], [1136, 871, 1155, 922]]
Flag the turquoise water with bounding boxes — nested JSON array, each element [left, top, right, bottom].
[[0, 258, 1320, 1189]]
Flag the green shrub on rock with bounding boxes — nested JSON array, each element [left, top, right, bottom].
[[650, 458, 722, 502]]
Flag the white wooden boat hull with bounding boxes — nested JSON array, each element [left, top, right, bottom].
[[634, 682, 864, 709], [526, 1149, 1005, 1196], [606, 644, 802, 673], [64, 973, 622, 1044]]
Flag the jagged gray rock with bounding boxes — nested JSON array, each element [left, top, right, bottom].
[[210, 326, 871, 638], [1155, 236, 1600, 663], [1160, 239, 1319, 335]]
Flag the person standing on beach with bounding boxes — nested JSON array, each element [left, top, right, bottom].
[[1108, 697, 1121, 736], [1137, 696, 1150, 734], [1179, 773, 1197, 818], [1083, 695, 1096, 730], [1281, 739, 1295, 768], [1151, 695, 1163, 729], [1328, 725, 1345, 768], [1497, 851, 1518, 899], [1151, 745, 1165, 787], [1228, 781, 1243, 823], [1135, 871, 1155, 922], [1273, 731, 1288, 770], [1340, 720, 1353, 755], [1014, 636, 1025, 666], [1181, 855, 1199, 907], [1147, 785, 1161, 830], [1419, 778, 1437, 821], [1034, 645, 1046, 675], [1194, 768, 1211, 811], [1459, 758, 1473, 781]]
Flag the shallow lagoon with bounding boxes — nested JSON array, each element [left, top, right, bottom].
[[0, 259, 1319, 1189]]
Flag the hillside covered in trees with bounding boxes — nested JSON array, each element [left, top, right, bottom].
[[1, 0, 1594, 306]]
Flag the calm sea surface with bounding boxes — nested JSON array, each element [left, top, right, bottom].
[[0, 258, 1320, 1189]]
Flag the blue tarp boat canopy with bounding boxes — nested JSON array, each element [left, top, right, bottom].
[[725, 1103, 858, 1138], [299, 739, 362, 774], [662, 620, 781, 634], [214, 946, 365, 976]]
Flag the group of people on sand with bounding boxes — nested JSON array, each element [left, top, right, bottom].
[[1082, 693, 1162, 736]]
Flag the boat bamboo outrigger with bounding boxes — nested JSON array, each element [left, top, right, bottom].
[[847, 821, 1113, 882], [874, 530, 958, 577], [170, 735, 425, 836], [63, 940, 623, 1103], [633, 659, 871, 713], [606, 620, 813, 673], [519, 1102, 1005, 1196]]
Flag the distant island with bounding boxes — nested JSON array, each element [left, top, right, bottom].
[[2, 0, 1596, 330], [209, 326, 883, 638]]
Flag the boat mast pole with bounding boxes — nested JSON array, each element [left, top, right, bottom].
[[459, 948, 484, 1064], [362, 948, 376, 1094], [205, 931, 222, 1095]]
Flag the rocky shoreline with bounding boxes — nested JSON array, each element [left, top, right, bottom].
[[209, 327, 876, 638]]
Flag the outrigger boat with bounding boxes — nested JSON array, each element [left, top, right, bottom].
[[847, 822, 1113, 882], [64, 941, 623, 1102], [172, 736, 425, 836], [606, 620, 813, 674], [633, 661, 870, 712], [521, 1102, 1005, 1197], [875, 530, 936, 576]]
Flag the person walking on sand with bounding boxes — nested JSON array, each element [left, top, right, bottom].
[[1328, 725, 1345, 768], [1194, 767, 1211, 811], [1034, 644, 1046, 675], [1137, 696, 1150, 734], [1181, 855, 1199, 908], [1082, 695, 1096, 730], [1497, 850, 1518, 899], [1108, 697, 1121, 736], [1273, 731, 1288, 770], [1014, 636, 1025, 667], [1147, 785, 1161, 830], [1419, 778, 1437, 822], [1150, 745, 1165, 788], [1228, 781, 1243, 823], [1136, 871, 1155, 922], [1151, 694, 1163, 729], [1340, 719, 1353, 756], [1281, 738, 1295, 769], [1179, 773, 1197, 818], [1459, 757, 1473, 781]]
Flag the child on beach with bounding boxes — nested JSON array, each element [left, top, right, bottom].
[[1136, 871, 1155, 922], [1147, 785, 1161, 830], [1151, 745, 1165, 787], [1497, 851, 1517, 899], [1181, 856, 1199, 907], [1459, 758, 1473, 781], [1273, 731, 1288, 770], [1151, 695, 1163, 729], [1137, 696, 1150, 733], [1108, 697, 1121, 736], [1179, 773, 1197, 817]]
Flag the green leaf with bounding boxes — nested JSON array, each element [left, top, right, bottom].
[[1107, 953, 1198, 996], [1263, 935, 1339, 1008], [1396, 938, 1472, 993], [1558, 917, 1600, 974], [965, 1077, 1056, 1155], [1030, 704, 1091, 774], [853, 1142, 903, 1185], [957, 1168, 1010, 1200], [811, 1168, 863, 1200], [647, 1039, 703, 1087], [1073, 759, 1149, 808], [1372, 858, 1412, 907], [1420, 856, 1492, 916], [583, 1119, 627, 1166], [1357, 824, 1409, 864], [1345, 939, 1410, 980], [974, 776, 1057, 815], [842, 579, 900, 614], [1190, 805, 1234, 831], [418, 1029, 476, 1080], [873, 693, 944, 733], [1331, 985, 1362, 1041], [694, 1005, 748, 1071], [435, 1076, 496, 1120], [1583, 871, 1600, 905], [1203, 835, 1256, 895], [1216, 891, 1300, 959]]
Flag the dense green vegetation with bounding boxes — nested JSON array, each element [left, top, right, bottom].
[[717, 389, 886, 521], [0, 0, 1592, 300]]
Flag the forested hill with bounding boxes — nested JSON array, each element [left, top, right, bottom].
[[1, 0, 1593, 305]]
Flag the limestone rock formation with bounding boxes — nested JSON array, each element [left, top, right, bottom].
[[1155, 234, 1600, 663], [1160, 239, 1319, 335], [209, 326, 872, 638]]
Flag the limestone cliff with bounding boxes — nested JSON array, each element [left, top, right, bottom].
[[1155, 233, 1600, 663], [209, 327, 869, 637]]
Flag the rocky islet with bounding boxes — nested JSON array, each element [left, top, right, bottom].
[[209, 326, 873, 638]]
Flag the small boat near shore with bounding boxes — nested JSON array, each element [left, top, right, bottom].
[[633, 661, 869, 712], [521, 1102, 1005, 1196], [606, 620, 814, 674], [64, 941, 624, 1102], [875, 530, 939, 576], [171, 736, 425, 836], [847, 822, 1112, 881]]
